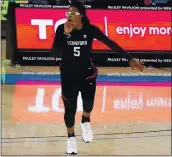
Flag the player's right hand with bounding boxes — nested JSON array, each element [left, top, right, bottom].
[[64, 21, 76, 34]]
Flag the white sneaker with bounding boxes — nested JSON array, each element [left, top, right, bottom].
[[66, 137, 77, 155], [80, 122, 93, 143]]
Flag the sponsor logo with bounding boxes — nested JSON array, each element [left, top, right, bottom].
[[15, 8, 171, 50]]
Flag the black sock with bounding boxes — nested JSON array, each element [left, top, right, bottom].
[[68, 132, 75, 138], [81, 115, 90, 123]]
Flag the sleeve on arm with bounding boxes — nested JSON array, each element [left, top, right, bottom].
[[51, 25, 65, 58], [92, 25, 133, 61]]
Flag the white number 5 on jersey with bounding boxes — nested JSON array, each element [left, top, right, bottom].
[[74, 47, 80, 57]]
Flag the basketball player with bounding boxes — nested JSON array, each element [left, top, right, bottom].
[[51, 2, 144, 155]]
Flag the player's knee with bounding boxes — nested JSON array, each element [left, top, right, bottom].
[[83, 101, 94, 113], [64, 104, 77, 115]]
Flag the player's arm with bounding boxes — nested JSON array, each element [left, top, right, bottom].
[[51, 25, 65, 58], [92, 25, 133, 61]]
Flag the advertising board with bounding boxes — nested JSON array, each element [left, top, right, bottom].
[[6, 4, 172, 66]]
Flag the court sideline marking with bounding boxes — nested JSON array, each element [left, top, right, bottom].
[[2, 134, 171, 144], [2, 129, 171, 140]]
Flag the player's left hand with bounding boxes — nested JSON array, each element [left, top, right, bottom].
[[129, 58, 145, 72]]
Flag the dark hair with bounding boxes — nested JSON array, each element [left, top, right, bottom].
[[70, 1, 90, 27]]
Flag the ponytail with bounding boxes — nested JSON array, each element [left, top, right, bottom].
[[82, 16, 90, 27]]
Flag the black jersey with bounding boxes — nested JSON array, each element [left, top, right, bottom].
[[51, 24, 132, 72]]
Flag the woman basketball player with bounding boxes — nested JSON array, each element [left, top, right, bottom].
[[51, 2, 144, 155]]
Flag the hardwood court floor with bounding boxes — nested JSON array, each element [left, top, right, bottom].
[[1, 39, 171, 156]]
